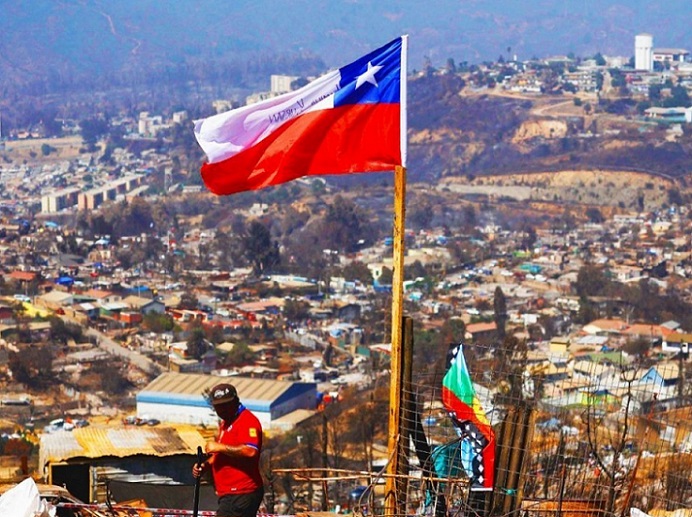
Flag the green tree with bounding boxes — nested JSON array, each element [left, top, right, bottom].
[[8, 346, 53, 388], [649, 84, 662, 102], [521, 225, 537, 250], [409, 198, 434, 230], [213, 220, 246, 270], [668, 188, 684, 206], [413, 328, 441, 368], [110, 198, 155, 238], [574, 265, 609, 298], [143, 312, 175, 333], [41, 143, 56, 156], [462, 205, 477, 227], [186, 325, 208, 360], [225, 342, 254, 366], [663, 86, 691, 108], [574, 297, 598, 324], [283, 299, 311, 321], [595, 72, 604, 91], [243, 221, 281, 276], [621, 337, 650, 357], [290, 77, 309, 90], [91, 361, 133, 395], [404, 260, 427, 281], [49, 316, 83, 345], [378, 267, 393, 285], [636, 100, 652, 114], [178, 292, 199, 310], [80, 117, 109, 148], [585, 207, 605, 223], [341, 261, 373, 285], [493, 286, 508, 342], [311, 180, 327, 196], [42, 115, 63, 138], [321, 195, 373, 253], [441, 318, 466, 345]]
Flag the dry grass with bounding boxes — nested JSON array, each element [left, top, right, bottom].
[[3, 135, 85, 162]]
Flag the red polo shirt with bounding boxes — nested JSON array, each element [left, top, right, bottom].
[[212, 406, 264, 496]]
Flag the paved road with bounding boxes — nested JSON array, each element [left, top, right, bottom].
[[56, 313, 163, 375], [83, 327, 164, 375]]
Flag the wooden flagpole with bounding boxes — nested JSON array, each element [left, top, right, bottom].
[[384, 164, 407, 517], [384, 35, 408, 517]]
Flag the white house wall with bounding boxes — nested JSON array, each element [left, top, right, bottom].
[[137, 402, 272, 428]]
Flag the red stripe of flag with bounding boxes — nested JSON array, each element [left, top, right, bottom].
[[200, 104, 400, 196]]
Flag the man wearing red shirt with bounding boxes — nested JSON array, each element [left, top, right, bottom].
[[193, 383, 264, 517]]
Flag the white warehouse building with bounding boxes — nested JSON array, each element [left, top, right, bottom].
[[136, 372, 317, 430]]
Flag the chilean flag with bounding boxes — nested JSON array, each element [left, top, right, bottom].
[[194, 36, 407, 196]]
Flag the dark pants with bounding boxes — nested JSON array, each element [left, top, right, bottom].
[[217, 486, 264, 517]]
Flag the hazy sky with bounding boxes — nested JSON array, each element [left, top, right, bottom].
[[1, 0, 691, 88]]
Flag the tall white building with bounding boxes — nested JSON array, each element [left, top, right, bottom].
[[635, 33, 654, 71], [270, 74, 299, 94]]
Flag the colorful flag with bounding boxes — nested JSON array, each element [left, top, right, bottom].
[[194, 37, 406, 196], [441, 343, 495, 491]]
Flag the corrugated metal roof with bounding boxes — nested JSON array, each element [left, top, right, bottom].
[[40, 425, 205, 464], [139, 372, 296, 407]]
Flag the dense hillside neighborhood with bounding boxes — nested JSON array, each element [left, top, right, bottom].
[[2, 30, 692, 517]]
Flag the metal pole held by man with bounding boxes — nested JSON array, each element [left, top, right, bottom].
[[193, 445, 205, 517]]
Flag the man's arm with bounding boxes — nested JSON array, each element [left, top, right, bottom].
[[205, 441, 259, 458]]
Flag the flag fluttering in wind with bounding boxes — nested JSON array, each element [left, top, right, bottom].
[[441, 342, 496, 491], [194, 37, 406, 196]]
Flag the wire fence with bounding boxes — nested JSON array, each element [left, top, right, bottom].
[[270, 338, 692, 517]]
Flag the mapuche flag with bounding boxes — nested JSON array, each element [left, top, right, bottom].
[[441, 343, 496, 491], [194, 37, 406, 196]]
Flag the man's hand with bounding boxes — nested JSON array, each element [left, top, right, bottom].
[[205, 441, 226, 454], [192, 461, 207, 479]]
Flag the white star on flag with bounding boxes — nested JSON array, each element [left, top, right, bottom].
[[355, 61, 383, 89]]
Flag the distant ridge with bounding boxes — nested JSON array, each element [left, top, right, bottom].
[[1, 0, 690, 98]]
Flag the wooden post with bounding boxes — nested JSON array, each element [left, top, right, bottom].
[[400, 317, 414, 514], [493, 406, 534, 517], [384, 165, 407, 517]]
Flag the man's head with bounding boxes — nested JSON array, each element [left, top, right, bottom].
[[210, 383, 240, 420]]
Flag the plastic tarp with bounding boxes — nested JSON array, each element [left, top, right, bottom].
[[0, 477, 55, 517], [55, 276, 74, 286]]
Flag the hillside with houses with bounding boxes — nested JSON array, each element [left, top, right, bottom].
[[2, 32, 692, 516]]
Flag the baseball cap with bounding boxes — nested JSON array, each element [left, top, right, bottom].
[[210, 383, 238, 405]]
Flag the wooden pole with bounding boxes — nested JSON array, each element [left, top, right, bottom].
[[384, 165, 407, 517], [400, 317, 414, 514]]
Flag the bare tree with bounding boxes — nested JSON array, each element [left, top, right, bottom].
[[583, 364, 638, 515]]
